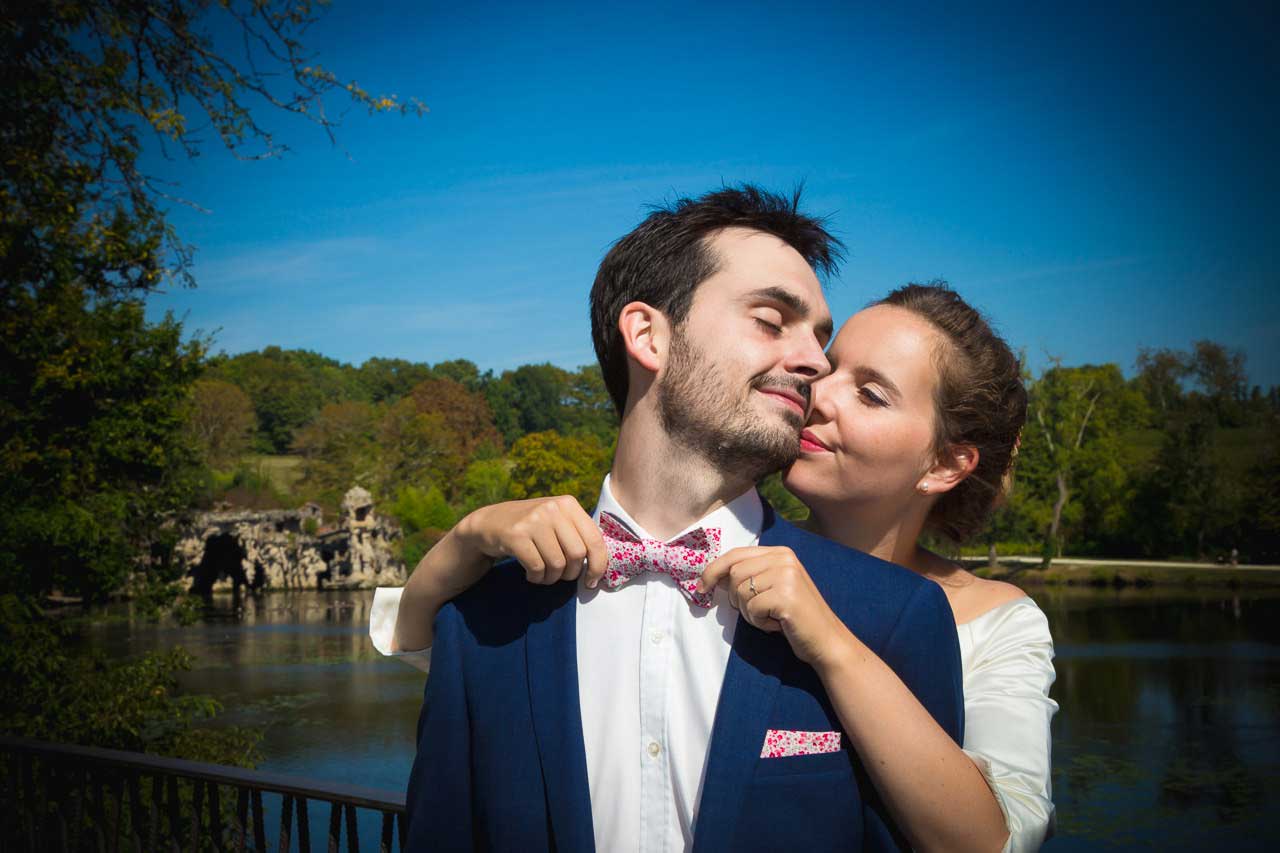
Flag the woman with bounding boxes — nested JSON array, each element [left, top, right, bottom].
[[370, 283, 1056, 852]]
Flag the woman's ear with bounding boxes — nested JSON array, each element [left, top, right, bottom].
[[618, 301, 669, 376], [920, 444, 980, 496]]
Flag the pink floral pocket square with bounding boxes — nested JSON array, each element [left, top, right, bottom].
[[760, 729, 843, 758]]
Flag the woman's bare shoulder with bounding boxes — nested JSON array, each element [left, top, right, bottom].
[[950, 576, 1027, 625]]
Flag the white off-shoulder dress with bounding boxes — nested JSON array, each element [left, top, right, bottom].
[[369, 587, 1058, 852]]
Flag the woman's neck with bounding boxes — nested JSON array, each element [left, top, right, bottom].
[[809, 499, 930, 576]]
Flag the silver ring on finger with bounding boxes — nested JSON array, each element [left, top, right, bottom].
[[748, 576, 757, 598]]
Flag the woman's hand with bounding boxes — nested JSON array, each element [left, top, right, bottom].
[[454, 495, 609, 588], [697, 546, 854, 669]]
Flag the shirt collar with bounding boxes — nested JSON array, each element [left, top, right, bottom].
[[592, 473, 764, 551]]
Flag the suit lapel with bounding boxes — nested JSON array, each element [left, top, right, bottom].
[[526, 584, 595, 853], [691, 507, 795, 853]]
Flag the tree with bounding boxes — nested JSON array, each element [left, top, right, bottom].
[[207, 347, 364, 452], [185, 379, 256, 469], [1188, 340, 1248, 425], [1134, 347, 1189, 421], [1020, 362, 1148, 566], [406, 377, 503, 461], [374, 398, 462, 500], [432, 358, 488, 392], [487, 364, 574, 444], [2, 0, 424, 304], [291, 401, 379, 498], [508, 431, 612, 509], [0, 292, 207, 599], [355, 357, 435, 403], [455, 458, 513, 516], [1, 0, 421, 600]]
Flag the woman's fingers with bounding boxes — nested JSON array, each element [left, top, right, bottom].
[[564, 501, 609, 588], [523, 516, 569, 584], [742, 587, 783, 633], [698, 546, 767, 595]]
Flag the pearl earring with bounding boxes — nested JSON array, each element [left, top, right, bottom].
[[918, 482, 930, 494]]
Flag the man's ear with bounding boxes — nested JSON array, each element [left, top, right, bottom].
[[618, 301, 669, 376], [922, 444, 980, 495]]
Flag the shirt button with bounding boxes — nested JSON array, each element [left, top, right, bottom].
[[647, 741, 662, 758], [650, 631, 664, 645]]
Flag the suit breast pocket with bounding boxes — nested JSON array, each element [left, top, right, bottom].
[[732, 756, 863, 850]]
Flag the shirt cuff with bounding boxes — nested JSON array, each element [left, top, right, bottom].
[[370, 586, 432, 673]]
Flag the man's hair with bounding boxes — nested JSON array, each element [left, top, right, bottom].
[[589, 184, 845, 415]]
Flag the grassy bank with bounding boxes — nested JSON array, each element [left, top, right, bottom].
[[970, 557, 1280, 589]]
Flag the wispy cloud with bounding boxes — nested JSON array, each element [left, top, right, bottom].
[[192, 236, 389, 292]]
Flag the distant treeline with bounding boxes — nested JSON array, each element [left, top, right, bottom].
[[191, 341, 1279, 572]]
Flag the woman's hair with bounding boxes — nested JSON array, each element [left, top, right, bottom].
[[876, 282, 1026, 542]]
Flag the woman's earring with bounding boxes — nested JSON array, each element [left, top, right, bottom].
[[918, 482, 930, 494]]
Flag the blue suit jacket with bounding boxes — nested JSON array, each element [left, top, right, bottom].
[[404, 505, 964, 852]]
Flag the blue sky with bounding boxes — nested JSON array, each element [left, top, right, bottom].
[[143, 0, 1279, 386]]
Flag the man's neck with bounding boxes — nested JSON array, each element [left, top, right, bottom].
[[608, 413, 755, 540]]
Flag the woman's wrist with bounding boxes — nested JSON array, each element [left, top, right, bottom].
[[811, 622, 869, 682]]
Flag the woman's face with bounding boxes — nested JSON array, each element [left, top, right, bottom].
[[784, 304, 943, 510]]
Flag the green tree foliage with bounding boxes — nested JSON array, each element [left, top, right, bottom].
[[185, 379, 257, 469], [406, 377, 503, 460], [374, 398, 462, 499], [1131, 411, 1242, 559], [1, 0, 421, 602], [1134, 347, 1189, 421], [207, 347, 364, 453], [389, 484, 455, 568], [0, 594, 260, 761], [355, 357, 435, 403], [0, 290, 207, 599], [1, 0, 424, 304], [508, 430, 612, 509], [432, 358, 487, 391], [291, 401, 379, 500], [1019, 362, 1148, 565], [1188, 340, 1248, 426], [455, 458, 514, 516]]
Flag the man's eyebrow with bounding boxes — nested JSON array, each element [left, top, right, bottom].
[[746, 286, 834, 341]]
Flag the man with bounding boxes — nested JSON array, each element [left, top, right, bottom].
[[403, 185, 963, 852]]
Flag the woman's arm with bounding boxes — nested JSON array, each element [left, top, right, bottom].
[[374, 495, 609, 654], [700, 547, 1011, 853]]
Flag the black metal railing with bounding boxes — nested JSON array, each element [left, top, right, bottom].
[[1, 736, 406, 852]]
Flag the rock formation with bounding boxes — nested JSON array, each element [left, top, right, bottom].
[[174, 487, 406, 593]]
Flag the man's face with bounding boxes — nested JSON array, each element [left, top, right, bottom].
[[656, 227, 833, 480]]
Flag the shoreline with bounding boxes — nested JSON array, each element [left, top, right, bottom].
[[967, 556, 1280, 588]]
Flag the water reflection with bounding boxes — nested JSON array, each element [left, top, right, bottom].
[[1035, 588, 1280, 850], [80, 588, 1280, 850]]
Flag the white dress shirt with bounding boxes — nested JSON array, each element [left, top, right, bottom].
[[370, 475, 763, 853]]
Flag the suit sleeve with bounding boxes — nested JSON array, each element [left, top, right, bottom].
[[403, 601, 475, 852], [860, 580, 966, 852]]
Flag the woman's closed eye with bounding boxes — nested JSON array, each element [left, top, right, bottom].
[[859, 386, 889, 407]]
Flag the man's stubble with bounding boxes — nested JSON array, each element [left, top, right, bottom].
[[656, 327, 807, 484]]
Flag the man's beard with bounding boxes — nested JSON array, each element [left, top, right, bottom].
[[657, 328, 807, 482]]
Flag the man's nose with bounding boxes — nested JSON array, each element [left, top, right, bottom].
[[784, 329, 832, 381]]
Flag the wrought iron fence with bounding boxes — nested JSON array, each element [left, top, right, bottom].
[[1, 735, 407, 852]]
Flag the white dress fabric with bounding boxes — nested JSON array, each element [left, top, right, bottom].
[[370, 562, 1058, 853], [958, 596, 1058, 853]]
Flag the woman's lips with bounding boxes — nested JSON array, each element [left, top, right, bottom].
[[799, 429, 832, 453]]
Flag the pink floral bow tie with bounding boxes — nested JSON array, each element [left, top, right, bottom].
[[598, 512, 722, 607]]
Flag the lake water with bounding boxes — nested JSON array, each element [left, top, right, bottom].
[[81, 586, 1280, 851]]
